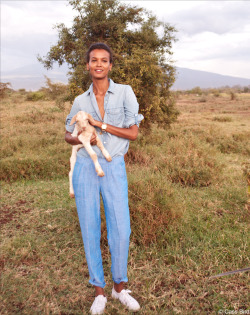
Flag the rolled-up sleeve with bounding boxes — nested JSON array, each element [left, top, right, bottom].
[[65, 97, 80, 133], [123, 85, 144, 128]]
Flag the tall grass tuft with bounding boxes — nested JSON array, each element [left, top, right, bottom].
[[135, 129, 223, 188], [127, 171, 183, 246], [163, 135, 222, 187], [0, 157, 68, 181]]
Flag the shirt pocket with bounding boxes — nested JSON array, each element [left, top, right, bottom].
[[106, 107, 124, 126]]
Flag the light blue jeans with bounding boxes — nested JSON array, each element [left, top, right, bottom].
[[73, 156, 131, 288]]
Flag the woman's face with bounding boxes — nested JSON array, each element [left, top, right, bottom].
[[87, 49, 112, 80]]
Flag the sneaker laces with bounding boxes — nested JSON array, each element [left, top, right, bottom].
[[119, 290, 136, 304], [122, 289, 132, 294], [113, 288, 140, 311]]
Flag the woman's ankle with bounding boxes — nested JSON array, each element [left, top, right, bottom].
[[114, 282, 124, 293], [94, 286, 105, 297]]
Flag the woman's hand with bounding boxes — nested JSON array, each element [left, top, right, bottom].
[[87, 114, 102, 128]]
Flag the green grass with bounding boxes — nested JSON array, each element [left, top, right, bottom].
[[0, 92, 249, 314]]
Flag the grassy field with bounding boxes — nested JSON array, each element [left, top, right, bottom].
[[0, 90, 249, 314]]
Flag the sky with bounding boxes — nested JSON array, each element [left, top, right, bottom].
[[1, 0, 250, 79]]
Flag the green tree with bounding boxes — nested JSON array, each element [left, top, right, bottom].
[[38, 0, 178, 127]]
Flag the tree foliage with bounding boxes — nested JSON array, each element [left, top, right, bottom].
[[0, 82, 12, 99], [38, 0, 178, 127]]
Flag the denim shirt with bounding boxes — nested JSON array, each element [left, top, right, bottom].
[[65, 79, 144, 158]]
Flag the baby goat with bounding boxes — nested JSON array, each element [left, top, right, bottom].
[[69, 111, 112, 198]]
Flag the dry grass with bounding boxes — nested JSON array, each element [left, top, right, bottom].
[[0, 94, 71, 181], [0, 90, 249, 314]]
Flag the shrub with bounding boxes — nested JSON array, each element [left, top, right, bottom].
[[190, 86, 203, 96], [212, 116, 233, 122], [0, 82, 12, 99], [128, 175, 183, 246], [164, 139, 222, 187], [40, 77, 68, 100], [15, 111, 56, 124], [18, 89, 27, 95], [143, 130, 223, 187], [26, 91, 46, 101], [124, 147, 150, 166], [40, 77, 69, 110], [0, 157, 68, 182], [230, 91, 237, 101], [206, 131, 250, 155], [199, 97, 207, 102], [242, 162, 250, 189]]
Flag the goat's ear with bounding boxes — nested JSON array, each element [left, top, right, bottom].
[[70, 115, 77, 125]]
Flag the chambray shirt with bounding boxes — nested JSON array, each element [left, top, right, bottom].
[[65, 79, 144, 158]]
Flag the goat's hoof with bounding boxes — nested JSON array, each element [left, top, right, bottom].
[[70, 193, 75, 199], [98, 171, 105, 177], [106, 156, 112, 162]]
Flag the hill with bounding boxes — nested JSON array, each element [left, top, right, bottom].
[[1, 63, 250, 91], [173, 67, 250, 90], [1, 63, 68, 91]]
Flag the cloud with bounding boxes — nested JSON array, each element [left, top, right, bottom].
[[172, 28, 250, 78], [163, 1, 250, 36], [1, 0, 73, 37], [2, 33, 59, 70], [154, 1, 250, 78], [1, 1, 73, 71], [174, 29, 250, 60], [125, 1, 250, 35], [1, 0, 250, 78]]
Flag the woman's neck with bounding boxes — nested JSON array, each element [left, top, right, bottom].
[[92, 78, 109, 95]]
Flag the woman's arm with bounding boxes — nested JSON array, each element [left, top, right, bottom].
[[65, 131, 97, 145], [89, 119, 139, 141], [65, 131, 82, 145]]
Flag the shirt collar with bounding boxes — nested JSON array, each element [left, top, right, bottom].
[[87, 79, 115, 95], [107, 79, 115, 93]]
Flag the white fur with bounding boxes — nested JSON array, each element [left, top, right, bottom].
[[69, 111, 112, 198]]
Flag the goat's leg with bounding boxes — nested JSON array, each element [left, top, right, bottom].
[[95, 134, 112, 162], [69, 145, 82, 198], [84, 143, 105, 177]]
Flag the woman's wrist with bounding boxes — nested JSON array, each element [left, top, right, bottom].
[[94, 120, 102, 128]]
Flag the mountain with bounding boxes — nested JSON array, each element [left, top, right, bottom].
[[173, 67, 250, 90], [1, 63, 250, 91], [1, 63, 69, 91]]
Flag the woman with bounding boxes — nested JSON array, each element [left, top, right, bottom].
[[65, 42, 143, 314]]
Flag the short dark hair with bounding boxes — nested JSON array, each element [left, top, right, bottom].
[[86, 42, 113, 63]]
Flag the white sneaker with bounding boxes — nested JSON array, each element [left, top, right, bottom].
[[112, 287, 140, 311], [90, 295, 107, 315]]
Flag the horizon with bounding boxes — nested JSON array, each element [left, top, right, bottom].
[[2, 63, 250, 91]]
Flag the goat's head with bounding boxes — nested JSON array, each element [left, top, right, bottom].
[[70, 111, 90, 133]]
